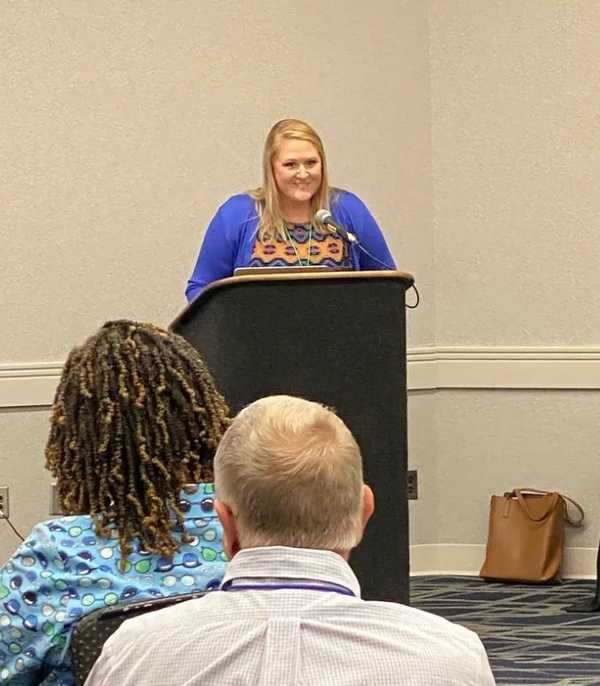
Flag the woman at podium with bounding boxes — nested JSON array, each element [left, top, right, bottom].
[[185, 118, 396, 301]]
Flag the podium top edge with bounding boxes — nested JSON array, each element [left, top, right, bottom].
[[171, 270, 415, 331], [205, 269, 414, 292]]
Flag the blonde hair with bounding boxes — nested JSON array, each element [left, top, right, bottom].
[[250, 119, 331, 241], [214, 395, 364, 551]]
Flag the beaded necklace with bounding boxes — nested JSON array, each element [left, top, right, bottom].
[[283, 223, 313, 267]]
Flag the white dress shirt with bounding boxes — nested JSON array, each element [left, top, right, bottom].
[[85, 546, 495, 685]]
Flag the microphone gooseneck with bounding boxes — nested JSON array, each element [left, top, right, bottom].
[[314, 209, 358, 244], [314, 209, 400, 275]]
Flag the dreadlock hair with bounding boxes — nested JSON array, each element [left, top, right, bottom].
[[45, 320, 230, 568]]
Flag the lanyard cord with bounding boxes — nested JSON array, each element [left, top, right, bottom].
[[221, 579, 355, 597], [284, 224, 313, 267]]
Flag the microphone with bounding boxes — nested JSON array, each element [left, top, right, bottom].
[[314, 209, 359, 244]]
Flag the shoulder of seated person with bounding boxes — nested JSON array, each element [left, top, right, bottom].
[[365, 600, 483, 639], [27, 515, 92, 544], [110, 594, 210, 639]]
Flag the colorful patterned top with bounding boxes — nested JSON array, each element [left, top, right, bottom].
[[185, 190, 396, 301], [248, 223, 350, 268], [0, 483, 226, 685]]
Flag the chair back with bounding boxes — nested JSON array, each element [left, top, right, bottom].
[[70, 591, 208, 686]]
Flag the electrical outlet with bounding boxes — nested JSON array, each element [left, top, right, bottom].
[[0, 486, 9, 518], [407, 470, 418, 500], [50, 483, 64, 516]]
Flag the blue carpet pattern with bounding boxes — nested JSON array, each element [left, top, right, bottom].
[[410, 576, 600, 685]]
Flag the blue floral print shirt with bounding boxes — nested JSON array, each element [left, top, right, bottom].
[[0, 483, 226, 685]]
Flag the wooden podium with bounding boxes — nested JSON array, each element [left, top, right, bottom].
[[171, 270, 414, 603]]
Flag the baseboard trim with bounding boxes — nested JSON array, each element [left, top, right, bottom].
[[410, 543, 598, 580], [3, 346, 600, 408]]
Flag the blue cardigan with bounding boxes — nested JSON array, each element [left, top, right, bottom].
[[185, 190, 396, 301]]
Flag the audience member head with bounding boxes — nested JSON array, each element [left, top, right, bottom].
[[214, 395, 374, 558], [45, 319, 230, 563]]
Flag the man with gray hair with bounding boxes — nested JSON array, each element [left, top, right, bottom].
[[87, 395, 495, 685]]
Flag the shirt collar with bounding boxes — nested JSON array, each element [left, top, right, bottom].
[[221, 546, 362, 598]]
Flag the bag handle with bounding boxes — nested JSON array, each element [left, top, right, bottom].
[[511, 489, 559, 522], [510, 488, 585, 527]]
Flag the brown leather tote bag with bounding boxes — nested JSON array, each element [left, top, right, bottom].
[[480, 488, 584, 583]]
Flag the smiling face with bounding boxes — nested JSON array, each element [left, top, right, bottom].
[[272, 137, 323, 219]]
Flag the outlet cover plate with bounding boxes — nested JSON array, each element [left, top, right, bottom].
[[407, 470, 418, 500]]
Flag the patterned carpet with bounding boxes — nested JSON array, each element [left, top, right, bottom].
[[410, 576, 600, 686]]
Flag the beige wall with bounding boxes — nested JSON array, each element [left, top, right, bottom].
[[410, 390, 598, 546], [1, 0, 431, 562], [411, 1, 600, 565], [430, 0, 600, 345], [2, 0, 432, 363]]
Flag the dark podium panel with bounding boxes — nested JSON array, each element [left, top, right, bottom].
[[171, 271, 414, 603]]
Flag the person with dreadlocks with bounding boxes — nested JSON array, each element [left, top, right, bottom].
[[0, 320, 230, 686]]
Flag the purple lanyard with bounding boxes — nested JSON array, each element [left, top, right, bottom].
[[221, 579, 355, 597]]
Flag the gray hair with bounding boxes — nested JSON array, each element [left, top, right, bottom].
[[214, 395, 364, 551]]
